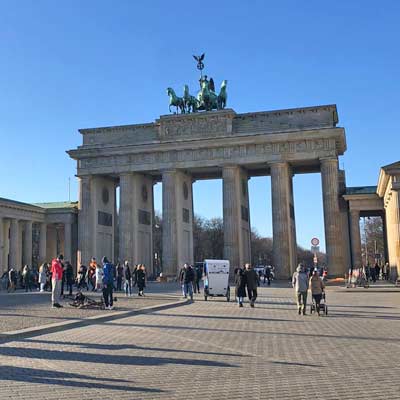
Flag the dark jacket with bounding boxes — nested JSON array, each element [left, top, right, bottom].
[[179, 267, 194, 284], [137, 269, 146, 288], [65, 263, 74, 284], [235, 269, 246, 297], [244, 268, 259, 291]]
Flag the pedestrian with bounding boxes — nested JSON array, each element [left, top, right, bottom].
[[384, 262, 390, 280], [65, 261, 74, 296], [309, 268, 325, 316], [264, 265, 271, 286], [116, 262, 124, 291], [38, 263, 47, 292], [77, 264, 88, 290], [137, 264, 146, 296], [22, 265, 32, 292], [8, 267, 16, 292], [374, 262, 380, 280], [244, 263, 259, 308], [88, 258, 97, 291], [51, 254, 64, 308], [235, 267, 246, 307], [95, 263, 103, 291], [370, 264, 376, 282], [292, 263, 309, 315], [123, 260, 132, 296], [60, 259, 66, 296], [179, 263, 194, 300], [102, 256, 114, 310], [193, 265, 202, 294]]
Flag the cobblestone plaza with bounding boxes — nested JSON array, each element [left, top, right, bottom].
[[0, 283, 399, 399]]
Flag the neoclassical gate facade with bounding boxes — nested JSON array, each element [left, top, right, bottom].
[[68, 105, 347, 278]]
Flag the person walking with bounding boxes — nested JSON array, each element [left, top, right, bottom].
[[309, 268, 325, 316], [383, 262, 390, 280], [116, 262, 124, 292], [374, 262, 380, 281], [38, 264, 47, 292], [8, 268, 17, 292], [65, 261, 74, 296], [264, 265, 272, 286], [88, 258, 97, 291], [123, 261, 132, 297], [22, 265, 32, 292], [51, 255, 64, 308], [137, 264, 146, 296], [292, 263, 309, 315], [95, 264, 103, 291], [193, 265, 202, 294], [235, 267, 246, 307], [244, 263, 259, 308], [179, 263, 194, 300], [77, 264, 88, 290], [102, 256, 114, 310]]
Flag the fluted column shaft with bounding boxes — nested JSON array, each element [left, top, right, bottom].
[[349, 210, 362, 269], [9, 219, 20, 268], [321, 157, 343, 276], [0, 217, 4, 274], [23, 221, 33, 266], [39, 223, 47, 264], [162, 170, 178, 276], [223, 166, 240, 271], [271, 162, 296, 279], [64, 222, 72, 262], [119, 173, 134, 264], [78, 176, 92, 266]]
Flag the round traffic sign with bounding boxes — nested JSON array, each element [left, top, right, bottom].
[[311, 237, 320, 246]]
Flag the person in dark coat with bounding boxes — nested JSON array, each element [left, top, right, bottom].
[[235, 268, 246, 307], [65, 261, 74, 296], [244, 263, 259, 308], [136, 264, 146, 296], [179, 263, 194, 300], [264, 266, 271, 286], [193, 265, 202, 294]]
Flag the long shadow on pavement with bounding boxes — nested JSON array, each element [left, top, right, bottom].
[[0, 365, 165, 393], [0, 347, 237, 368], [19, 338, 248, 358]]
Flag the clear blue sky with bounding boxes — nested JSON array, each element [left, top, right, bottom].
[[1, 1, 399, 251]]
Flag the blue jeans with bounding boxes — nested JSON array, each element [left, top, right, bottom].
[[124, 280, 132, 296], [182, 282, 193, 298], [237, 296, 244, 304]]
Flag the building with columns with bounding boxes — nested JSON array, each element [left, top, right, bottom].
[[2, 105, 399, 281], [68, 105, 348, 279], [0, 198, 78, 275]]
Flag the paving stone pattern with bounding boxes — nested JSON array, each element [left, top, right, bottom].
[[0, 282, 180, 333], [0, 284, 399, 399]]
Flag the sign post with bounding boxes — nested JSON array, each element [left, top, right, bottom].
[[311, 238, 320, 266]]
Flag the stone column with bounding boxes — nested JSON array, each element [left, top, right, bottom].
[[321, 157, 343, 276], [23, 220, 33, 266], [119, 173, 134, 264], [9, 219, 19, 269], [0, 217, 4, 274], [162, 170, 193, 277], [222, 166, 251, 275], [39, 223, 47, 264], [64, 221, 72, 262], [349, 210, 362, 269], [78, 176, 93, 266], [270, 162, 296, 279]]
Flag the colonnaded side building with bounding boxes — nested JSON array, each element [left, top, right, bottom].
[[1, 105, 400, 280]]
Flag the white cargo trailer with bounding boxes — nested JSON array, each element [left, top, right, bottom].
[[203, 259, 230, 302]]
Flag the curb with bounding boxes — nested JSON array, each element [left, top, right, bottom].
[[0, 298, 190, 343]]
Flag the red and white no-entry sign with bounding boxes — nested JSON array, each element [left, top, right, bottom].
[[311, 237, 320, 246]]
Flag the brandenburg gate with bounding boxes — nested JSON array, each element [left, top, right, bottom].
[[68, 105, 347, 278]]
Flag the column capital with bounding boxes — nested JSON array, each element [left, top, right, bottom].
[[320, 156, 338, 165], [269, 160, 288, 167], [350, 209, 360, 217]]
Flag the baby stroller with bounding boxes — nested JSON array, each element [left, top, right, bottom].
[[310, 291, 328, 316]]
